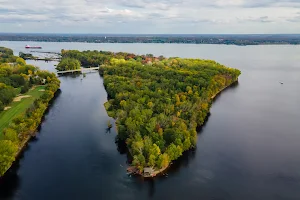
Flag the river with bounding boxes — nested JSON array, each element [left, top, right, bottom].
[[0, 41, 300, 200]]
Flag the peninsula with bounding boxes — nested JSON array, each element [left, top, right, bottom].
[[60, 50, 241, 177]]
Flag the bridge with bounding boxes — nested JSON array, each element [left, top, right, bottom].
[[56, 67, 99, 74]]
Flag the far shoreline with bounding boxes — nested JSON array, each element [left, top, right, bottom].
[[1, 39, 300, 47]]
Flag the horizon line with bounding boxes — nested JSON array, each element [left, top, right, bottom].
[[1, 33, 300, 35]]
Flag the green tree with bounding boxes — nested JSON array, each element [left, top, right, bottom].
[[56, 58, 81, 71], [0, 140, 18, 176], [16, 57, 26, 66]]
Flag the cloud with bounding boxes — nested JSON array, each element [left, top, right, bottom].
[[286, 12, 300, 22], [208, 0, 300, 8], [236, 16, 274, 23], [0, 0, 299, 33]]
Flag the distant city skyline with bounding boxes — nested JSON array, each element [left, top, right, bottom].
[[1, 0, 300, 33]]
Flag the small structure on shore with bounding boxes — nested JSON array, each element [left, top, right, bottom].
[[107, 120, 112, 128], [143, 167, 154, 177], [127, 166, 138, 175]]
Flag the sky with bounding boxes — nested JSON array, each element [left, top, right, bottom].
[[0, 0, 300, 34]]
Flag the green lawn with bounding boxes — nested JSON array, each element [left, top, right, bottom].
[[0, 85, 46, 136]]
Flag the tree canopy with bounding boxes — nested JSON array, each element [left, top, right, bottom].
[[56, 57, 81, 71]]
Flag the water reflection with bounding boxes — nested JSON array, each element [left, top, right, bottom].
[[105, 127, 111, 133], [37, 89, 62, 131], [0, 166, 20, 200], [57, 73, 81, 78], [164, 149, 197, 177], [146, 179, 155, 198], [212, 80, 239, 103], [115, 137, 129, 156]]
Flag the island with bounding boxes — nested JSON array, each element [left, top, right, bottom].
[[60, 50, 241, 177], [0, 47, 60, 177]]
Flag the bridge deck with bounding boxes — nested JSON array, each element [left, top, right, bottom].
[[56, 67, 99, 74]]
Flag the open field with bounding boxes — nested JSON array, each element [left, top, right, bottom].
[[0, 85, 46, 135]]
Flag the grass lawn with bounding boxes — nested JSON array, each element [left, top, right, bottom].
[[0, 85, 46, 136]]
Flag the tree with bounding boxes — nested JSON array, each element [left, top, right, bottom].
[[16, 57, 26, 66], [0, 140, 18, 176], [3, 128, 19, 143], [56, 58, 81, 71], [156, 153, 169, 168], [20, 84, 30, 94], [0, 84, 16, 105]]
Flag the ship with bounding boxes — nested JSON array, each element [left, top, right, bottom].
[[25, 45, 42, 49]]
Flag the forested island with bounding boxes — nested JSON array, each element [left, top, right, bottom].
[[1, 33, 300, 45], [60, 49, 241, 176], [0, 47, 60, 176]]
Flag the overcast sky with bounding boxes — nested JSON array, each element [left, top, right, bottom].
[[1, 0, 300, 33]]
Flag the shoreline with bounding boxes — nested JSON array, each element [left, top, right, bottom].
[[116, 78, 239, 178], [1, 40, 300, 46], [211, 78, 239, 100]]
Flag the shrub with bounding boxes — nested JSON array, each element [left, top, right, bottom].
[[20, 84, 29, 94]]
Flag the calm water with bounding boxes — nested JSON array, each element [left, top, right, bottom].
[[0, 41, 300, 200]]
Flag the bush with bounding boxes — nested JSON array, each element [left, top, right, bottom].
[[10, 74, 25, 87], [0, 84, 16, 105], [20, 84, 29, 94]]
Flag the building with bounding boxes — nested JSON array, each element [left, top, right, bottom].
[[143, 167, 154, 177]]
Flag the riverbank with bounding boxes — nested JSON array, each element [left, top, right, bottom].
[[0, 85, 60, 177], [0, 83, 60, 177], [0, 65, 60, 177], [13, 88, 60, 161], [211, 78, 239, 99]]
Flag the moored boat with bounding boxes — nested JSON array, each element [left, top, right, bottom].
[[25, 45, 42, 49]]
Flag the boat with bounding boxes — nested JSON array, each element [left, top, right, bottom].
[[25, 45, 42, 49]]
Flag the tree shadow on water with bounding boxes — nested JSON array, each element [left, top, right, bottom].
[[57, 73, 81, 79], [166, 81, 240, 176], [105, 127, 111, 134], [144, 178, 155, 198], [115, 137, 129, 155], [0, 158, 21, 200], [213, 80, 239, 103], [0, 89, 63, 199]]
